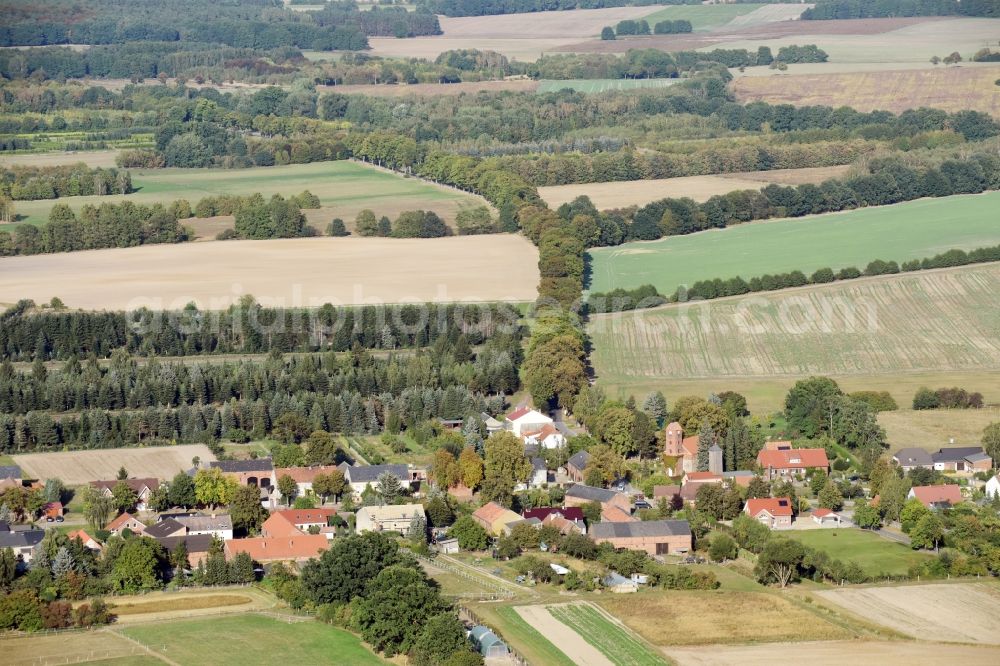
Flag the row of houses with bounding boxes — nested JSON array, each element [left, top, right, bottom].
[[892, 447, 993, 474]]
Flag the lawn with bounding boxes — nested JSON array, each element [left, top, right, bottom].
[[642, 4, 764, 31], [587, 192, 1000, 295], [547, 603, 667, 666], [488, 605, 577, 666], [589, 264, 1000, 404], [12, 160, 485, 226], [537, 78, 681, 94], [122, 614, 385, 665], [785, 529, 933, 577]]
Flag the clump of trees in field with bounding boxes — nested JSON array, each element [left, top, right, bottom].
[[0, 165, 132, 200], [913, 386, 984, 410]]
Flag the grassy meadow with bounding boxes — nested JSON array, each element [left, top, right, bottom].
[[588, 263, 1000, 407], [587, 192, 1000, 295], [122, 614, 385, 665], [11, 160, 485, 226], [785, 530, 933, 577], [642, 3, 765, 31]]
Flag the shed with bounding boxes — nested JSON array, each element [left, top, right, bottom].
[[469, 625, 509, 658], [602, 572, 638, 593]]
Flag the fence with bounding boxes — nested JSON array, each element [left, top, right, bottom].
[[457, 604, 530, 666], [416, 553, 516, 600]]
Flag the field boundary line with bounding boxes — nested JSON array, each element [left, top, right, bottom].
[[108, 628, 179, 666]]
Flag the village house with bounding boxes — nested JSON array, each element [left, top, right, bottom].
[[589, 520, 692, 556], [683, 471, 723, 486], [653, 485, 681, 505], [0, 521, 44, 563], [144, 518, 187, 540], [472, 502, 522, 536], [722, 471, 755, 488], [892, 448, 934, 471], [224, 534, 328, 565], [930, 447, 993, 473], [270, 508, 337, 535], [356, 504, 425, 534], [756, 448, 830, 480], [481, 412, 504, 434], [0, 465, 23, 491], [564, 484, 631, 517], [209, 459, 276, 491], [504, 406, 554, 437], [908, 484, 963, 509], [664, 422, 700, 474], [42, 501, 63, 521], [261, 512, 304, 538], [273, 465, 342, 499], [157, 534, 214, 567], [565, 450, 591, 483], [522, 507, 586, 535], [521, 423, 566, 450], [744, 497, 794, 529], [517, 457, 548, 490], [986, 474, 1000, 499], [106, 512, 147, 536], [67, 529, 102, 553], [91, 478, 160, 512], [338, 463, 413, 496], [174, 514, 234, 540]]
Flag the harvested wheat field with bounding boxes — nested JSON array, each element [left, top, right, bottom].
[[734, 64, 1000, 117], [598, 591, 851, 647], [0, 235, 540, 310], [538, 166, 851, 209], [13, 444, 216, 485], [665, 640, 1000, 666], [0, 149, 120, 168], [2, 630, 144, 666], [589, 264, 1000, 384], [817, 583, 1000, 644]]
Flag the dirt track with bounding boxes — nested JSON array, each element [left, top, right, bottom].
[[0, 235, 540, 310], [514, 604, 612, 666], [816, 583, 1000, 644], [665, 640, 1000, 666]]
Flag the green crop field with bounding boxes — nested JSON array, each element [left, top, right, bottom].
[[122, 614, 385, 665], [588, 263, 1000, 407], [785, 529, 933, 577], [537, 78, 681, 94], [587, 192, 1000, 296], [548, 603, 666, 666], [642, 4, 764, 31], [11, 160, 485, 226]]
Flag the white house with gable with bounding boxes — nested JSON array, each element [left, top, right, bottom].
[[505, 406, 553, 437], [986, 474, 1000, 499]]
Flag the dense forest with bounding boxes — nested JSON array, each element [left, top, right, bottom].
[[803, 0, 1000, 20]]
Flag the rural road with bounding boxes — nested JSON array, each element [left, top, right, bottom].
[[876, 528, 911, 545], [514, 605, 612, 666]]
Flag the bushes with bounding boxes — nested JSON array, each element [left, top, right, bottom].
[[653, 20, 692, 35], [912, 386, 984, 410]]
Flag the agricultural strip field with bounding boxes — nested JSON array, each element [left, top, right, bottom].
[[816, 583, 1000, 644], [665, 640, 1000, 666], [0, 234, 540, 310], [121, 613, 386, 665], [546, 602, 667, 666], [733, 64, 1000, 117], [12, 444, 216, 485], [0, 149, 120, 168], [323, 80, 540, 97], [1, 630, 151, 666], [539, 165, 850, 209], [783, 529, 932, 577], [536, 78, 682, 94], [11, 160, 486, 227], [588, 263, 1000, 401], [487, 606, 577, 666], [878, 407, 1000, 451], [641, 3, 771, 31], [512, 604, 613, 666], [597, 589, 853, 647], [586, 191, 1000, 295]]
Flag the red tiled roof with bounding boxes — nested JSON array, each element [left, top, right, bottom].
[[67, 529, 98, 546], [601, 505, 635, 522], [522, 507, 585, 522], [43, 501, 63, 518], [225, 535, 328, 563], [756, 448, 829, 470], [106, 512, 144, 532], [272, 508, 337, 525], [911, 484, 962, 507], [523, 423, 560, 439], [505, 406, 533, 421], [681, 436, 699, 457], [745, 497, 793, 518], [473, 501, 510, 525], [262, 513, 304, 538], [812, 508, 835, 517], [764, 440, 793, 451], [273, 466, 341, 484], [653, 485, 681, 498], [685, 472, 722, 483]]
